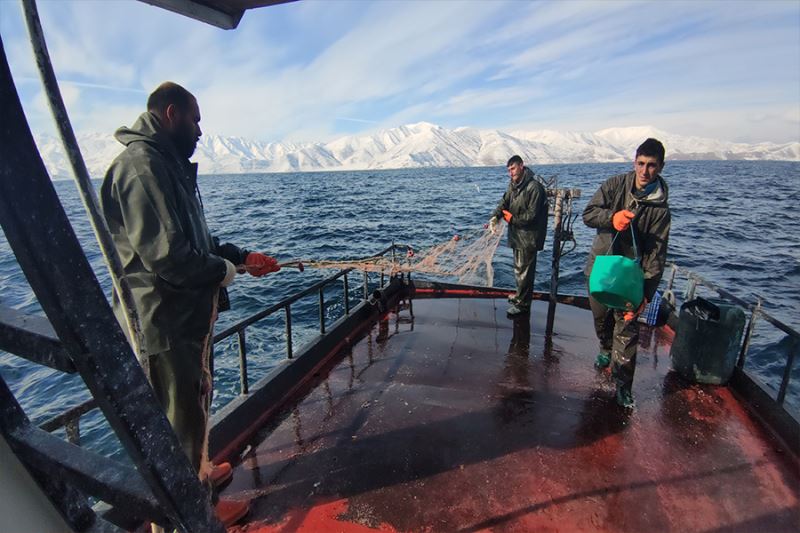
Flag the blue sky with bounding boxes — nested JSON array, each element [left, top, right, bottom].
[[1, 0, 798, 144]]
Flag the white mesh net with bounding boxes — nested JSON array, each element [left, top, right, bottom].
[[299, 222, 506, 286]]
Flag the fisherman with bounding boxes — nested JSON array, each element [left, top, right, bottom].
[[583, 138, 671, 408], [488, 155, 548, 316], [100, 82, 278, 526]]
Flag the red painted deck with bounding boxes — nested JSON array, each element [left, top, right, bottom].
[[222, 298, 799, 532]]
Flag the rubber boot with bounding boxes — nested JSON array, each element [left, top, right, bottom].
[[615, 382, 635, 409], [209, 462, 233, 488], [594, 352, 611, 369], [215, 498, 250, 527]]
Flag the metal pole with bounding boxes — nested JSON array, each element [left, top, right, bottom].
[[545, 190, 564, 337], [391, 240, 396, 282], [21, 0, 149, 377], [666, 264, 677, 291], [777, 340, 797, 405], [363, 270, 369, 300], [285, 306, 293, 359], [65, 418, 80, 446], [319, 288, 326, 334], [685, 278, 697, 301], [237, 330, 248, 395], [737, 299, 761, 369], [343, 273, 350, 315]]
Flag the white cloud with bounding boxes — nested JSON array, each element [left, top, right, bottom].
[[2, 0, 798, 145]]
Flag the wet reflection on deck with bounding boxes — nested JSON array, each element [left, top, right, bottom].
[[224, 298, 799, 532]]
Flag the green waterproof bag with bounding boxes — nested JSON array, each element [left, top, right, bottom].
[[589, 225, 644, 310]]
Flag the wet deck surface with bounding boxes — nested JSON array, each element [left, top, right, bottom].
[[223, 298, 799, 532]]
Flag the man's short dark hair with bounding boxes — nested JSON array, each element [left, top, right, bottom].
[[147, 82, 195, 116], [635, 138, 666, 165], [507, 155, 523, 167]]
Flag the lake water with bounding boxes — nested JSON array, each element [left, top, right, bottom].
[[1, 160, 798, 459]]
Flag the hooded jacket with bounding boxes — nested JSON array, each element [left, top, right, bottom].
[[583, 171, 671, 301], [100, 112, 248, 354], [492, 167, 549, 251]]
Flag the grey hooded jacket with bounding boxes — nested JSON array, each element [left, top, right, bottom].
[[492, 167, 549, 251], [100, 112, 248, 354], [583, 171, 671, 301]]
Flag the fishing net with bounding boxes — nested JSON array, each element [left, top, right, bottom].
[[298, 222, 506, 286]]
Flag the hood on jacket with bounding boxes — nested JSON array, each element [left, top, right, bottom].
[[514, 166, 543, 190], [115, 112, 181, 158]]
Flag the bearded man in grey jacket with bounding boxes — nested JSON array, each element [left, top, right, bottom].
[[101, 82, 280, 526], [583, 138, 671, 408], [489, 155, 549, 317]]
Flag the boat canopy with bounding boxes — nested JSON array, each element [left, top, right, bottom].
[[137, 0, 296, 29]]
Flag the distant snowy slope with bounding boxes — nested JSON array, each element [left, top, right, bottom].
[[35, 124, 799, 178]]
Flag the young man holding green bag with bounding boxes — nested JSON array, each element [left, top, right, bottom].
[[583, 138, 671, 408]]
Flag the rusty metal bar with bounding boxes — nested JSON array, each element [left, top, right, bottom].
[[666, 264, 677, 292], [319, 288, 326, 334], [40, 398, 97, 433], [343, 273, 350, 315], [237, 330, 248, 395], [546, 190, 564, 337], [64, 418, 80, 446], [685, 278, 697, 301], [391, 241, 396, 286], [737, 299, 761, 369], [285, 305, 293, 359]]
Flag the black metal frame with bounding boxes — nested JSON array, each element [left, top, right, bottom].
[[0, 35, 223, 532]]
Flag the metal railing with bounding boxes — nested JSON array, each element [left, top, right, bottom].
[[664, 262, 799, 406], [38, 245, 402, 440], [213, 267, 373, 395], [34, 190, 576, 443]]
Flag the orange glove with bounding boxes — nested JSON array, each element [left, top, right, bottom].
[[244, 252, 279, 277], [623, 298, 647, 322], [502, 209, 513, 223], [612, 210, 635, 231]]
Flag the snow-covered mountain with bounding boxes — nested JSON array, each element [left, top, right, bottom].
[[35, 123, 799, 178]]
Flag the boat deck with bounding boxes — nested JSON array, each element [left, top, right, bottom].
[[222, 297, 799, 532]]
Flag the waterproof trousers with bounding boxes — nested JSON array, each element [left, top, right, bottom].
[[513, 248, 538, 308], [588, 286, 639, 391], [148, 337, 212, 472]]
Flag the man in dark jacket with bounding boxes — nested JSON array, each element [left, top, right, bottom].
[[489, 155, 548, 316], [101, 82, 278, 525], [583, 138, 670, 408]]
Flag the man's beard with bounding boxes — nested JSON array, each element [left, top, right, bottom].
[[173, 123, 198, 159]]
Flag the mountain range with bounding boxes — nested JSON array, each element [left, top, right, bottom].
[[36, 123, 800, 178]]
